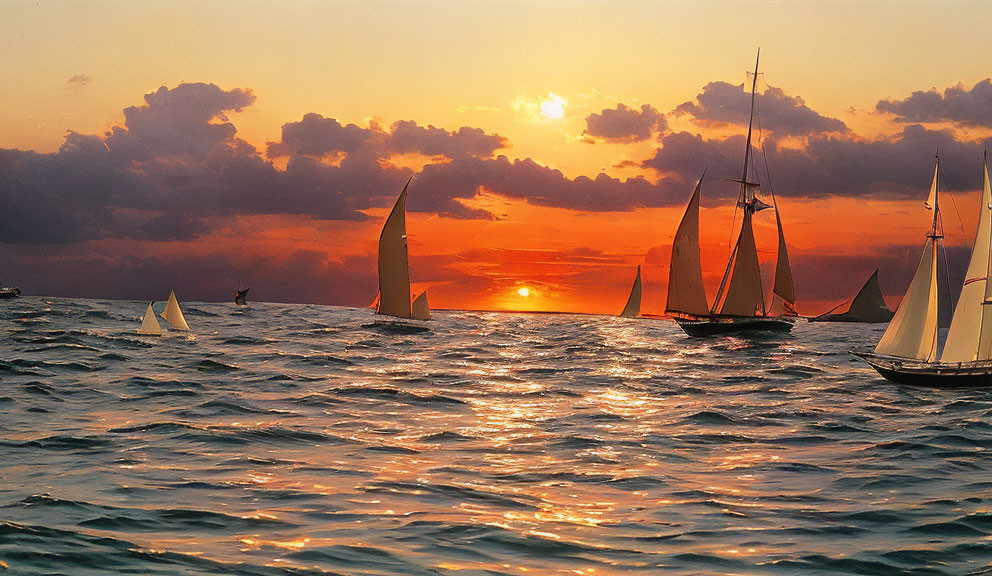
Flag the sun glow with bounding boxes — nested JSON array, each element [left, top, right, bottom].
[[539, 93, 565, 120], [517, 287, 530, 297]]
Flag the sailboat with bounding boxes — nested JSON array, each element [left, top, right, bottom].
[[235, 287, 249, 306], [372, 179, 431, 328], [137, 301, 162, 336], [618, 266, 642, 318], [810, 269, 893, 323], [854, 153, 992, 387], [161, 290, 190, 331], [667, 50, 797, 337]]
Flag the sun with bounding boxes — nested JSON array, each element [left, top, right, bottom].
[[517, 287, 530, 297], [539, 93, 565, 120]]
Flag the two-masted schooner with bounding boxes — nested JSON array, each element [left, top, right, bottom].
[[371, 179, 431, 329], [666, 50, 798, 337], [855, 153, 992, 386]]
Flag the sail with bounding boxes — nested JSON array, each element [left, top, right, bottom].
[[161, 290, 190, 331], [377, 181, 413, 319], [925, 161, 939, 210], [137, 302, 162, 336], [620, 266, 642, 318], [769, 206, 797, 316], [980, 208, 992, 359], [942, 158, 992, 362], [411, 290, 431, 321], [847, 269, 892, 321], [718, 212, 764, 316], [666, 176, 709, 316], [874, 237, 938, 360], [235, 288, 249, 306]]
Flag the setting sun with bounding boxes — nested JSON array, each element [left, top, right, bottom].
[[517, 287, 530, 297]]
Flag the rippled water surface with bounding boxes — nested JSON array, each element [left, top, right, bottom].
[[3, 297, 992, 575]]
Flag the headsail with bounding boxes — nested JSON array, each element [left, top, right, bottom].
[[769, 200, 797, 316], [716, 212, 764, 316], [138, 301, 162, 336], [377, 180, 413, 319], [161, 290, 190, 331], [874, 237, 938, 360], [942, 155, 992, 361], [620, 266, 642, 318], [411, 290, 431, 321], [666, 175, 709, 317]]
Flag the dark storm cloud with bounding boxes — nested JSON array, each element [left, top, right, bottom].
[[876, 79, 992, 128], [674, 81, 847, 136], [584, 104, 667, 143]]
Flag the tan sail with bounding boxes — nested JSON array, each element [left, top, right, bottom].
[[377, 181, 413, 319], [943, 157, 992, 361], [411, 290, 431, 321], [137, 302, 162, 336], [160, 290, 189, 331], [769, 204, 797, 316], [620, 266, 642, 318], [666, 175, 709, 316], [718, 212, 764, 316], [874, 237, 938, 360]]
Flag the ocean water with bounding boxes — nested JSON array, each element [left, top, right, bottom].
[[2, 297, 992, 575]]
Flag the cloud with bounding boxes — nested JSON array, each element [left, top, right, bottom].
[[266, 113, 371, 158], [674, 81, 847, 136], [876, 79, 992, 128], [583, 104, 667, 143], [65, 74, 91, 89]]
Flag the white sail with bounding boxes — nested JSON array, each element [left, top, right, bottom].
[[718, 212, 764, 316], [160, 290, 190, 331], [943, 157, 992, 361], [769, 204, 797, 316], [411, 290, 431, 321], [137, 302, 162, 336], [620, 266, 642, 318], [925, 161, 939, 210], [377, 181, 413, 319], [874, 237, 938, 360], [666, 175, 709, 316]]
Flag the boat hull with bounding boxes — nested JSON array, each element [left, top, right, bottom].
[[365, 314, 432, 334], [0, 288, 21, 299], [853, 352, 992, 388], [675, 315, 795, 337]]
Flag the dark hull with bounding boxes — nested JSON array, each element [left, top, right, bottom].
[[676, 316, 795, 337], [809, 313, 893, 323], [853, 352, 992, 388], [0, 288, 21, 299], [363, 315, 432, 334]]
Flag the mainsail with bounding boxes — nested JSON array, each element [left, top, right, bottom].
[[666, 175, 709, 316], [138, 302, 162, 336], [620, 266, 642, 318], [942, 155, 992, 362], [769, 200, 797, 316], [814, 269, 892, 322], [161, 290, 190, 331], [411, 291, 431, 321], [377, 180, 413, 319]]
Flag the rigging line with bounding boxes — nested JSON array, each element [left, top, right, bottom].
[[938, 209, 955, 330], [937, 162, 969, 245]]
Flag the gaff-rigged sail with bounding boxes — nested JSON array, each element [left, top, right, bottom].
[[666, 175, 709, 317], [377, 180, 413, 319], [874, 236, 939, 360], [620, 266, 642, 318]]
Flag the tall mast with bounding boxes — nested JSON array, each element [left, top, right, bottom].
[[740, 48, 760, 207]]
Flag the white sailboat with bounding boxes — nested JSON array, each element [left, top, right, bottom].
[[161, 290, 190, 331], [668, 50, 797, 337], [373, 179, 431, 329], [618, 265, 642, 318], [137, 301, 162, 336], [855, 152, 992, 386]]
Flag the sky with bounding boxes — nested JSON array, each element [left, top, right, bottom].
[[3, 0, 992, 314]]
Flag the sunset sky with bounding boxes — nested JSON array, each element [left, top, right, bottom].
[[3, 0, 992, 314]]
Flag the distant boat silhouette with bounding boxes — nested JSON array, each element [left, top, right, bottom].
[[161, 290, 190, 331], [372, 179, 431, 329], [854, 152, 992, 386], [235, 288, 249, 306], [669, 50, 797, 337], [811, 269, 893, 323], [137, 301, 162, 336], [619, 266, 642, 318], [0, 281, 20, 299]]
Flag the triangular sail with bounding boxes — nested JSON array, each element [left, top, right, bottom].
[[377, 181, 413, 319], [666, 175, 709, 316], [943, 157, 992, 362], [411, 290, 431, 321], [161, 290, 190, 331], [717, 212, 764, 316], [620, 266, 642, 318], [769, 204, 797, 316], [138, 302, 162, 336], [234, 288, 249, 306], [846, 269, 892, 321], [874, 237, 938, 360]]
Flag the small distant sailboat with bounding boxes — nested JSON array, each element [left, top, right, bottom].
[[619, 266, 642, 318], [0, 281, 20, 299], [811, 269, 893, 323], [668, 50, 797, 337], [372, 179, 431, 329], [854, 152, 992, 386], [137, 301, 162, 336], [161, 290, 190, 331], [235, 287, 249, 306]]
